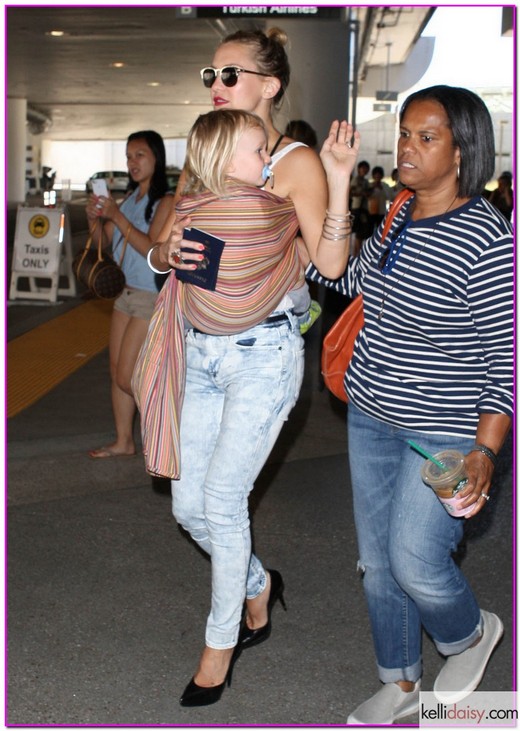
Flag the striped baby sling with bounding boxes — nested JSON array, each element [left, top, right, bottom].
[[132, 183, 303, 479]]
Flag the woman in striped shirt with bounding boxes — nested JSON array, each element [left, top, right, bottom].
[[307, 86, 513, 725]]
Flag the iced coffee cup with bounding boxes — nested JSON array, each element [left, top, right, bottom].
[[420, 449, 473, 517]]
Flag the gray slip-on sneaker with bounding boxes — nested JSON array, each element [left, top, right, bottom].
[[433, 610, 504, 704], [347, 681, 421, 724]]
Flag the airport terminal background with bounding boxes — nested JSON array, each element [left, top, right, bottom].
[[6, 3, 515, 727], [6, 6, 513, 203], [6, 192, 515, 724]]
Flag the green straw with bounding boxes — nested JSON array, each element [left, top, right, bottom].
[[407, 440, 448, 470]]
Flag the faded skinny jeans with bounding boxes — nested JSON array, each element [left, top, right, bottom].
[[347, 402, 482, 683], [172, 312, 304, 649]]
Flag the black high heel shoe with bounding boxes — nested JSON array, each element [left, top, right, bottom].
[[179, 645, 242, 707], [239, 569, 287, 650]]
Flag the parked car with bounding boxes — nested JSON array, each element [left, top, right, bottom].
[[86, 170, 129, 194]]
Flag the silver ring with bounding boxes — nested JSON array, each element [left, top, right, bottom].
[[479, 493, 490, 502]]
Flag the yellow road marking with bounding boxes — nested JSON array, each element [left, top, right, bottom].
[[8, 299, 113, 418]]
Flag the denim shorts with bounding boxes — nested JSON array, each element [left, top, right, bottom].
[[113, 287, 158, 320]]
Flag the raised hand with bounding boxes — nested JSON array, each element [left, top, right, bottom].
[[320, 120, 360, 179]]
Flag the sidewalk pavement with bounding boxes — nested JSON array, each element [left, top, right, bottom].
[[6, 197, 514, 727]]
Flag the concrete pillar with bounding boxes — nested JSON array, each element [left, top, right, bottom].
[[8, 97, 27, 203], [276, 20, 350, 146]]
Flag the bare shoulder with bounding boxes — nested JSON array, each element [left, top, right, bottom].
[[273, 144, 326, 197], [157, 193, 177, 212], [149, 193, 177, 238], [152, 194, 177, 223]]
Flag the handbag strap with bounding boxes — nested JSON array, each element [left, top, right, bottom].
[[114, 224, 131, 266], [77, 220, 131, 271], [74, 221, 101, 272], [380, 187, 414, 243], [99, 223, 131, 265]]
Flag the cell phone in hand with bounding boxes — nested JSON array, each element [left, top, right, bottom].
[[91, 179, 109, 197]]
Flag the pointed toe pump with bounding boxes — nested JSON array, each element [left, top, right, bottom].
[[239, 569, 287, 650], [179, 646, 242, 707]]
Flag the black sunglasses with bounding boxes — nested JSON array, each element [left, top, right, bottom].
[[200, 66, 266, 88]]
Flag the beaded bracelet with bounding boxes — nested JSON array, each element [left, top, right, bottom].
[[147, 244, 172, 274], [470, 443, 497, 467]]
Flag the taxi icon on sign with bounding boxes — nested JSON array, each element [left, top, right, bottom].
[[29, 215, 50, 238]]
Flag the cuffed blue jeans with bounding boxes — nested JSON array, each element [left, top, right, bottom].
[[347, 402, 482, 683], [172, 312, 304, 649]]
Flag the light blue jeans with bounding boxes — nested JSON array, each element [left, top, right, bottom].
[[347, 402, 482, 683], [172, 312, 304, 649]]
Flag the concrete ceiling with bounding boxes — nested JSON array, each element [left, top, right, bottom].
[[7, 5, 434, 141]]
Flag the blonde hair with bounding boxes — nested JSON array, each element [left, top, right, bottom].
[[220, 28, 290, 108], [183, 110, 267, 198]]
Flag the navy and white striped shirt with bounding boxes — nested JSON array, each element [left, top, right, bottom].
[[307, 195, 513, 438]]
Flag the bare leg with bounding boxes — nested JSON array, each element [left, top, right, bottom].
[[193, 646, 235, 687], [244, 571, 271, 630], [396, 681, 415, 692], [89, 310, 149, 457]]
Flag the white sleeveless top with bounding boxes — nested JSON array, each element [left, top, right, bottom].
[[265, 141, 310, 315], [270, 141, 307, 167]]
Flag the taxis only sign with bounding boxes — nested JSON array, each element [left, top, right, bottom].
[[13, 208, 64, 275]]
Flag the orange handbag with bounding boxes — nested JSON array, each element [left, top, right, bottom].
[[321, 188, 414, 402]]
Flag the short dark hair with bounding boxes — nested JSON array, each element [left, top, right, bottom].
[[127, 130, 168, 221], [285, 119, 317, 148], [400, 85, 495, 197], [372, 166, 384, 177]]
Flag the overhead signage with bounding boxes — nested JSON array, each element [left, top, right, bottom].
[[373, 103, 392, 112], [376, 90, 399, 102], [177, 6, 342, 19]]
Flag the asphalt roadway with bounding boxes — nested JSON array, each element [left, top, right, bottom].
[[6, 194, 515, 727]]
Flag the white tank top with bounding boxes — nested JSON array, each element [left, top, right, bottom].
[[265, 141, 310, 315], [270, 141, 307, 167]]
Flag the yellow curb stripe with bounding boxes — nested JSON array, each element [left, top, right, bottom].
[[7, 299, 113, 418]]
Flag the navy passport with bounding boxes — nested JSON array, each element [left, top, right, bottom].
[[175, 227, 225, 291]]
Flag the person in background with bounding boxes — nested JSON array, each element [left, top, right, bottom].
[[144, 27, 360, 707], [489, 171, 513, 221], [350, 160, 372, 256], [305, 85, 513, 724], [87, 130, 174, 458], [390, 166, 405, 195], [367, 165, 394, 232], [284, 118, 318, 149]]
